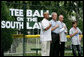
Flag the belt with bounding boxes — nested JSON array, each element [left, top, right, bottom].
[[51, 32, 59, 35]]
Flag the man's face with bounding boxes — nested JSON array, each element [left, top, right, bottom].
[[44, 13, 49, 19], [52, 13, 57, 21], [46, 13, 49, 19], [59, 15, 64, 22]]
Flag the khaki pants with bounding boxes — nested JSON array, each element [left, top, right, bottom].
[[41, 41, 50, 56]]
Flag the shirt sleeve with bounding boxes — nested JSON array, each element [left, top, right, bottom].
[[77, 27, 82, 34], [41, 20, 48, 30], [59, 28, 65, 33], [59, 23, 66, 33], [49, 21, 52, 24], [69, 29, 73, 35], [64, 24, 68, 32]]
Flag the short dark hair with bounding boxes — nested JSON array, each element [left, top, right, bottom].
[[72, 21, 77, 25]]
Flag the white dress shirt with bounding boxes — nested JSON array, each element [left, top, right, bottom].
[[69, 27, 82, 45], [58, 21, 68, 42], [40, 18, 52, 42]]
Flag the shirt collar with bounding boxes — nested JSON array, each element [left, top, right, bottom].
[[73, 27, 77, 30], [44, 18, 48, 21], [52, 19, 57, 22], [58, 20, 63, 23]]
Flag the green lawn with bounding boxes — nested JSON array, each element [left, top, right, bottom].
[[4, 53, 73, 56], [24, 52, 73, 56], [4, 39, 83, 56]]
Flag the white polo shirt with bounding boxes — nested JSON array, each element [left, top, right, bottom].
[[58, 21, 67, 42], [40, 18, 52, 42], [69, 27, 82, 45]]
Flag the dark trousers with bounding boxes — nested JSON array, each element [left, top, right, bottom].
[[50, 32, 60, 56], [72, 45, 81, 56], [59, 42, 65, 56]]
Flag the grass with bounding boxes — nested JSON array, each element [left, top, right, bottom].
[[4, 48, 83, 56], [25, 52, 73, 56], [4, 39, 83, 56], [4, 51, 83, 56]]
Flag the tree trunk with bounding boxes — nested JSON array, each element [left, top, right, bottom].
[[1, 48, 4, 56]]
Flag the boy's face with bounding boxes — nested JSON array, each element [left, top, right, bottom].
[[73, 22, 77, 27]]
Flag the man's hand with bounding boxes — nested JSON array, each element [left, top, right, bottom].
[[49, 23, 52, 27], [63, 26, 66, 29], [65, 31, 68, 34], [50, 41, 52, 44], [44, 23, 51, 31], [51, 25, 59, 31], [56, 25, 59, 28]]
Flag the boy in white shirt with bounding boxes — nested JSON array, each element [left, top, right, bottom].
[[40, 12, 52, 56], [69, 21, 82, 56]]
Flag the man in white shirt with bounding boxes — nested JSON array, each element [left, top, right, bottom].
[[69, 21, 82, 56], [58, 15, 68, 56], [40, 12, 52, 56]]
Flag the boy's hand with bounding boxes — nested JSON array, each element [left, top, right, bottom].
[[79, 37, 82, 41], [75, 30, 78, 34], [79, 35, 82, 41]]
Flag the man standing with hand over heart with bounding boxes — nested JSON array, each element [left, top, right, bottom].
[[40, 12, 52, 56]]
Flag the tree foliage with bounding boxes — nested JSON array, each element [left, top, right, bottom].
[[1, 1, 16, 52], [1, 1, 83, 52]]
